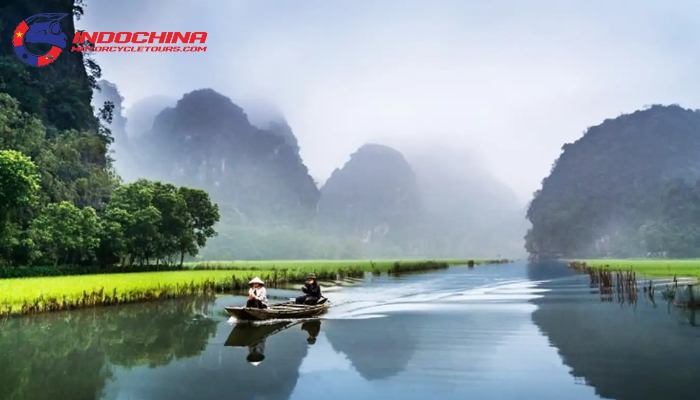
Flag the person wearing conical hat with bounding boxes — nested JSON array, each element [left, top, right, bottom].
[[246, 277, 268, 309], [295, 273, 322, 305]]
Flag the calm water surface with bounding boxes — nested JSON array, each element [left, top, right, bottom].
[[1, 261, 699, 400]]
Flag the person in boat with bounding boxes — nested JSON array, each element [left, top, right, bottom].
[[296, 273, 322, 305], [247, 277, 268, 309], [301, 320, 321, 344]]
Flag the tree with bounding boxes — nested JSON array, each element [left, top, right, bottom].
[[30, 202, 100, 266], [0, 93, 45, 156], [104, 180, 162, 267], [151, 182, 191, 266], [0, 150, 40, 233], [177, 187, 220, 265], [101, 180, 220, 267]]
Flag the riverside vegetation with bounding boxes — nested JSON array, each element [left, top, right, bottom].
[[568, 260, 700, 278], [569, 259, 700, 308], [0, 259, 511, 316]]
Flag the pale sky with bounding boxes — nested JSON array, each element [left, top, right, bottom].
[[76, 0, 700, 203]]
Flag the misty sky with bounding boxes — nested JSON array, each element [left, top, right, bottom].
[[76, 0, 700, 203]]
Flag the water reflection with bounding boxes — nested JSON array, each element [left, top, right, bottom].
[[0, 296, 218, 400], [325, 315, 419, 381], [676, 307, 700, 326], [527, 261, 700, 400], [224, 320, 323, 365], [247, 341, 266, 365], [301, 320, 321, 344]]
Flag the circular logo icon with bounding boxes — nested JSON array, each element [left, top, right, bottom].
[[12, 13, 69, 67]]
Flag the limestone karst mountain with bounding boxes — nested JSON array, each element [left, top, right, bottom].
[[130, 88, 319, 226], [317, 143, 423, 252]]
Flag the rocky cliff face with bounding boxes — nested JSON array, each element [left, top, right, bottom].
[[317, 144, 423, 250], [526, 104, 700, 258], [235, 99, 300, 153], [131, 88, 319, 226]]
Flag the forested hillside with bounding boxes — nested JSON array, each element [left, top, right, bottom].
[[526, 105, 700, 258], [639, 178, 700, 258], [0, 1, 219, 275]]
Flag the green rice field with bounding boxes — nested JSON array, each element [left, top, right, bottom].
[[0, 258, 504, 315]]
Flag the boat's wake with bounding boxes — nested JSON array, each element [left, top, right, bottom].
[[322, 278, 549, 320], [224, 273, 550, 323]]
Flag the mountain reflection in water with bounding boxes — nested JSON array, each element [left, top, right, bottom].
[[1, 263, 699, 400], [527, 261, 700, 400]]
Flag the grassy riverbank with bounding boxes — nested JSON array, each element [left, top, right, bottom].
[[569, 259, 700, 278], [182, 258, 504, 271], [0, 258, 508, 316]]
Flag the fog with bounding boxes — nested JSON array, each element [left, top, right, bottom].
[[76, 0, 700, 204]]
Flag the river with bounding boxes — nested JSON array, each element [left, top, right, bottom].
[[0, 261, 698, 400]]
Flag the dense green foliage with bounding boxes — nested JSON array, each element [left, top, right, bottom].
[[0, 0, 97, 136], [639, 179, 700, 257], [526, 105, 700, 259], [0, 2, 220, 273]]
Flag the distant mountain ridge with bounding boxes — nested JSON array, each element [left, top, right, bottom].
[[98, 81, 528, 258]]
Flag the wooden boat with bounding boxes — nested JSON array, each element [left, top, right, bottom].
[[224, 321, 301, 347], [225, 297, 330, 321]]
